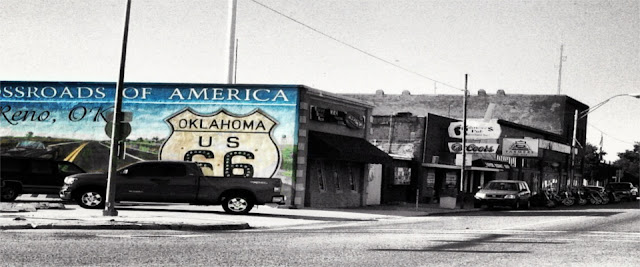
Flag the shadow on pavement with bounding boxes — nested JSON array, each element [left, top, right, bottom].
[[116, 206, 375, 222]]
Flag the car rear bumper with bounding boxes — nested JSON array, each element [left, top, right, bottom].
[[271, 195, 286, 205], [474, 199, 518, 207]]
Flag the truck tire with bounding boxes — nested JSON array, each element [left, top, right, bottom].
[[76, 188, 105, 209], [222, 193, 254, 215], [1, 184, 20, 202]]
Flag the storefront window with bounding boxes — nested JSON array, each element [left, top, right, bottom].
[[334, 164, 341, 191], [318, 164, 326, 191], [348, 164, 356, 191], [393, 167, 411, 185]]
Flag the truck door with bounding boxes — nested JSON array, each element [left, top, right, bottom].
[[23, 159, 59, 194], [116, 162, 197, 202], [116, 162, 167, 201]]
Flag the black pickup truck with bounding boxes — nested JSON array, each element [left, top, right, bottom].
[[1, 156, 86, 201], [59, 160, 285, 214]]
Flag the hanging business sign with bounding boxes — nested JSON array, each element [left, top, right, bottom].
[[448, 119, 501, 139], [448, 142, 500, 154], [502, 138, 539, 157]]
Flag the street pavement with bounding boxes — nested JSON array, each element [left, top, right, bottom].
[[0, 196, 480, 231]]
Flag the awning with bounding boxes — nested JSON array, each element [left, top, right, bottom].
[[308, 131, 392, 164], [473, 159, 512, 170]]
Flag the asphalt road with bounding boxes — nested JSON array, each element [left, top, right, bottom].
[[1, 202, 638, 266]]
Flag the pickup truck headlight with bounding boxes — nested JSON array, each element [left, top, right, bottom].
[[273, 186, 281, 193], [504, 194, 516, 199], [64, 177, 77, 184], [474, 192, 486, 199]]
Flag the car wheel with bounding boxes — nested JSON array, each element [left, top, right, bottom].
[[1, 184, 20, 202], [473, 202, 481, 208], [522, 200, 531, 210], [222, 193, 254, 215], [76, 189, 105, 209]]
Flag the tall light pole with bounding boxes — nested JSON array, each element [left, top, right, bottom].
[[570, 93, 640, 185], [104, 0, 132, 217], [459, 74, 468, 208], [226, 0, 238, 84]]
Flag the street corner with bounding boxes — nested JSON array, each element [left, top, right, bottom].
[[0, 202, 66, 213], [0, 215, 251, 231], [0, 202, 37, 212]]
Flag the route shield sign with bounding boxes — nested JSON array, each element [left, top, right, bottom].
[[159, 108, 280, 178]]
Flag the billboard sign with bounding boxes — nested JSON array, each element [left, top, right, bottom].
[[502, 138, 539, 157], [448, 142, 499, 154], [448, 119, 501, 139]]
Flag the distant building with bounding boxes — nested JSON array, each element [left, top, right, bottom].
[[345, 90, 589, 205]]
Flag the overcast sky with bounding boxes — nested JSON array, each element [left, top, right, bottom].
[[1, 0, 638, 162]]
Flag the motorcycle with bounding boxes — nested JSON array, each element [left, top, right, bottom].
[[530, 191, 556, 208], [558, 190, 575, 206], [573, 189, 588, 206], [609, 191, 622, 203], [586, 190, 603, 205]]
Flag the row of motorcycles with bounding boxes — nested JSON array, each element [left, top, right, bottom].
[[530, 187, 624, 208]]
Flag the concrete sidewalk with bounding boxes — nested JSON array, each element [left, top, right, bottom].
[[0, 201, 480, 231]]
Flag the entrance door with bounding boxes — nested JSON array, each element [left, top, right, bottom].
[[366, 164, 382, 205]]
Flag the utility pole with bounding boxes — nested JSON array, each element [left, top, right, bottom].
[[459, 74, 468, 207], [104, 0, 132, 216], [226, 0, 238, 84], [557, 44, 564, 95]]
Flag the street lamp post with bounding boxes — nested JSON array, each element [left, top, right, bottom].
[[570, 93, 640, 185]]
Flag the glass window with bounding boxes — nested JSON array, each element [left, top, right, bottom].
[[317, 162, 326, 191], [58, 162, 83, 174], [334, 163, 341, 191], [348, 164, 356, 191], [393, 167, 411, 185]]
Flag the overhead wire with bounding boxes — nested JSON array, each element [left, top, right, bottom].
[[588, 123, 637, 145], [248, 0, 465, 92]]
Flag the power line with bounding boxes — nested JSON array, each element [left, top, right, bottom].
[[588, 123, 637, 145], [249, 0, 464, 92]]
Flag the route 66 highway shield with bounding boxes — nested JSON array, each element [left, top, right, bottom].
[[159, 108, 280, 178]]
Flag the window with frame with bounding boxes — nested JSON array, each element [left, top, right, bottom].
[[317, 162, 326, 191], [393, 167, 411, 185], [333, 163, 341, 192], [348, 164, 356, 191]]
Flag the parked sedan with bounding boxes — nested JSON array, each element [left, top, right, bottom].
[[474, 180, 531, 209]]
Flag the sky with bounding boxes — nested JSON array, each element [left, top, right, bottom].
[[1, 0, 638, 162]]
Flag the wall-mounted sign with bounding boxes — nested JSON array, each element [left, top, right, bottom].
[[502, 138, 539, 157], [538, 139, 571, 154], [448, 142, 499, 154], [310, 106, 365, 130], [448, 119, 501, 139], [160, 108, 280, 178]]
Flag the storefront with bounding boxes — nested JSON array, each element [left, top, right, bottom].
[[0, 81, 390, 208]]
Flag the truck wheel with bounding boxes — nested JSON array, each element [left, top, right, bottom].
[[222, 193, 254, 215], [1, 184, 20, 201], [77, 189, 105, 209]]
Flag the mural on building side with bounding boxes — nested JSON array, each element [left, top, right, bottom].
[[0, 81, 299, 196]]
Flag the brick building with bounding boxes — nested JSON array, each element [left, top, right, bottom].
[[345, 90, 589, 206]]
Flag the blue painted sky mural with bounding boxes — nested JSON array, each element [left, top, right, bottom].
[[1, 81, 299, 197]]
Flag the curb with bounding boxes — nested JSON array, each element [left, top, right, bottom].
[[0, 221, 250, 231]]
